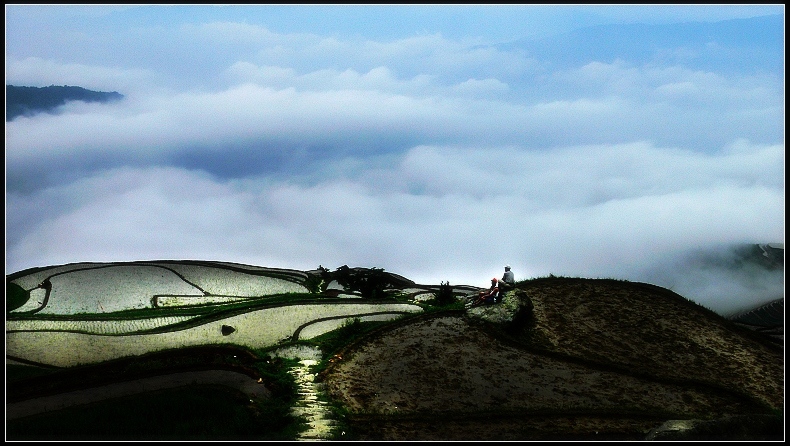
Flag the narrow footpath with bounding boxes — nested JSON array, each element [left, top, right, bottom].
[[288, 359, 337, 441]]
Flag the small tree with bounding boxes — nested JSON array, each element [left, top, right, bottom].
[[332, 265, 393, 299], [304, 266, 331, 294], [435, 281, 455, 306]]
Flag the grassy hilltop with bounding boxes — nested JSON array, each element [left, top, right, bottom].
[[5, 261, 784, 440]]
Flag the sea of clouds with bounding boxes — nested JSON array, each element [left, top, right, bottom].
[[5, 7, 784, 316]]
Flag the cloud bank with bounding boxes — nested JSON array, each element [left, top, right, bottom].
[[5, 6, 784, 316]]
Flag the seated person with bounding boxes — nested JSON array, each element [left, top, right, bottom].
[[469, 278, 500, 306], [500, 265, 515, 291]]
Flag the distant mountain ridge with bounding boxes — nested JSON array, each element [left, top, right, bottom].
[[729, 298, 783, 342], [723, 243, 783, 343], [6, 85, 124, 122]]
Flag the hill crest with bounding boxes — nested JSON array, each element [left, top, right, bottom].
[[6, 84, 124, 121]]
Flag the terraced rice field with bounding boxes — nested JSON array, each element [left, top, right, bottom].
[[9, 262, 117, 290], [6, 261, 428, 368], [8, 302, 424, 367], [295, 313, 413, 340], [5, 316, 197, 335], [154, 263, 306, 297], [9, 261, 309, 315]]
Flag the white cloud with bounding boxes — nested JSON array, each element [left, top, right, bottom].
[[187, 21, 280, 44], [7, 16, 783, 178], [5, 57, 163, 96], [7, 137, 783, 315], [452, 78, 510, 96], [395, 141, 784, 206], [5, 7, 783, 317], [567, 60, 781, 110]]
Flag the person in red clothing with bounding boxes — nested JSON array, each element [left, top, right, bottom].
[[468, 277, 500, 307]]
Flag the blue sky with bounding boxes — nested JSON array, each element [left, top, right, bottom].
[[5, 4, 784, 315]]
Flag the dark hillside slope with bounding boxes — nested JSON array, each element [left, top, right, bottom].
[[729, 298, 784, 343], [321, 277, 784, 440], [730, 298, 783, 327], [6, 85, 124, 121], [518, 278, 782, 409]]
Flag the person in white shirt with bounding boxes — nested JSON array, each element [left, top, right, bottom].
[[500, 265, 515, 291]]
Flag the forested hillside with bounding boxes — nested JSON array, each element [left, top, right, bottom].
[[6, 85, 124, 121]]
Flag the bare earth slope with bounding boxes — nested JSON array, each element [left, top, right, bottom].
[[320, 278, 784, 440]]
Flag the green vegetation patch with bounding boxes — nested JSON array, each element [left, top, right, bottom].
[[7, 281, 30, 313]]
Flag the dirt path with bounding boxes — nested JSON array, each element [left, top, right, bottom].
[[288, 359, 336, 440]]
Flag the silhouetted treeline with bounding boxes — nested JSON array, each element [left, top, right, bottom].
[[6, 85, 124, 121]]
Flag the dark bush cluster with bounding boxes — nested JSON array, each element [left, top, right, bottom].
[[338, 317, 364, 337], [318, 265, 395, 299], [434, 281, 455, 306]]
